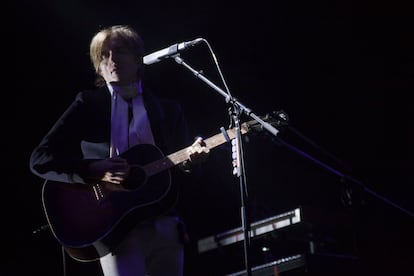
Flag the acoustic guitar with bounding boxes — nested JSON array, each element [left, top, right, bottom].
[[42, 121, 262, 262]]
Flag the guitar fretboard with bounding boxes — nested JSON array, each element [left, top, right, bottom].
[[143, 124, 249, 177]]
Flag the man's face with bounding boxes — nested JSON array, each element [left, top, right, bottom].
[[99, 38, 141, 85]]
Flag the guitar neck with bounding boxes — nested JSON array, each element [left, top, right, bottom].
[[143, 124, 248, 177]]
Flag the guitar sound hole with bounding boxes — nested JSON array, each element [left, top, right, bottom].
[[122, 166, 146, 190]]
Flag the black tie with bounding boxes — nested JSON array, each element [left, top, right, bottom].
[[128, 101, 133, 123]]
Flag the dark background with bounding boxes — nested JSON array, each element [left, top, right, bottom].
[[7, 0, 413, 275]]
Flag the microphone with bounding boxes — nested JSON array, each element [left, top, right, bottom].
[[143, 38, 203, 65]]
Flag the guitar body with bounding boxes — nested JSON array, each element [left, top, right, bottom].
[[42, 144, 178, 262]]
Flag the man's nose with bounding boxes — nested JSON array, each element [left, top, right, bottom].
[[108, 50, 120, 62]]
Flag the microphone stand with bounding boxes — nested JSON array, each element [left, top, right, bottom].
[[174, 55, 280, 276]]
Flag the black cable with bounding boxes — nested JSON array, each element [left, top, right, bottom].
[[61, 246, 67, 276]]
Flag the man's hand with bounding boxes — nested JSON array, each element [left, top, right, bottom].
[[186, 137, 210, 165], [87, 157, 130, 184]]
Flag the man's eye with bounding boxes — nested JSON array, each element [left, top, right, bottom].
[[115, 49, 131, 55], [101, 49, 131, 59]]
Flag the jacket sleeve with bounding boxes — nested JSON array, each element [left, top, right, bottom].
[[29, 91, 94, 184]]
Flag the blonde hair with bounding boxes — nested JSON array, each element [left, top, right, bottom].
[[89, 25, 145, 87]]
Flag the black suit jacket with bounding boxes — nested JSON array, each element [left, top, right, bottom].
[[30, 85, 191, 185]]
